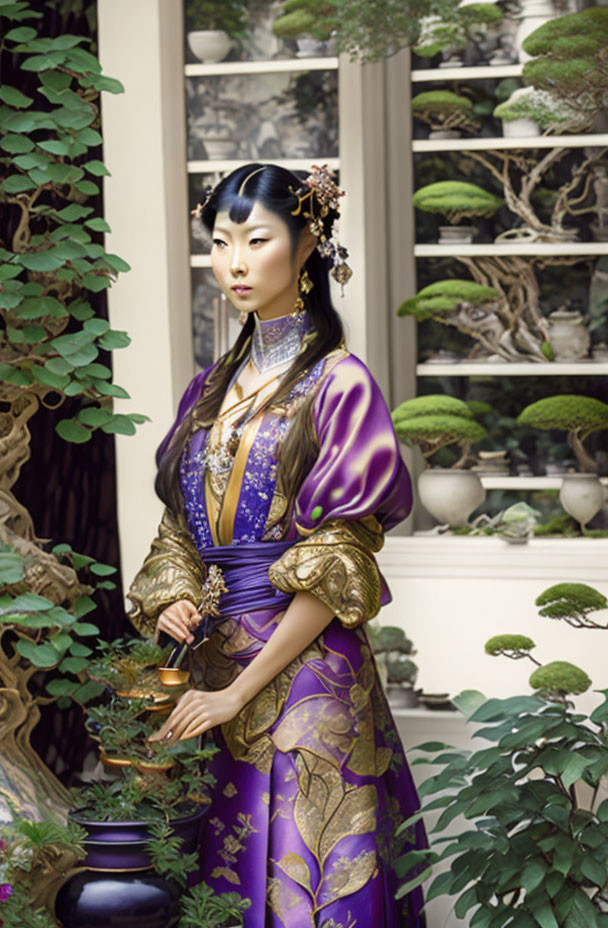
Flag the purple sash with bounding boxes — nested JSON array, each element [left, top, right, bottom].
[[200, 540, 295, 619]]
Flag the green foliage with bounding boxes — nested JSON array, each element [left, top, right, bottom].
[[485, 634, 536, 657], [393, 393, 474, 421], [517, 395, 608, 437], [411, 90, 480, 132], [414, 4, 502, 59], [398, 279, 500, 321], [412, 181, 503, 223], [397, 691, 608, 924], [184, 0, 249, 38], [145, 821, 199, 890], [0, 805, 86, 927], [522, 9, 608, 125], [0, 2, 148, 443], [273, 0, 337, 40], [368, 625, 414, 654], [179, 881, 251, 928], [386, 656, 418, 685], [536, 583, 608, 629], [493, 87, 584, 133], [392, 394, 486, 463], [529, 660, 591, 697]]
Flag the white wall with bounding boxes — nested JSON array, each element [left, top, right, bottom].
[[98, 0, 194, 588]]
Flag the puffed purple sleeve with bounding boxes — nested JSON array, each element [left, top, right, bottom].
[[294, 354, 412, 534], [155, 364, 216, 466]]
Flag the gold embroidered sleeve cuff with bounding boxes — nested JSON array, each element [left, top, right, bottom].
[[268, 516, 384, 628], [126, 507, 205, 637]]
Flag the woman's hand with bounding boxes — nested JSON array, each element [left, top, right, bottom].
[[147, 687, 244, 743], [154, 599, 200, 645]]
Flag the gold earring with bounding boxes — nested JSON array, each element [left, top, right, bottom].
[[299, 269, 313, 294]]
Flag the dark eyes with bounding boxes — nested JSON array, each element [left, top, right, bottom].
[[211, 237, 268, 248]]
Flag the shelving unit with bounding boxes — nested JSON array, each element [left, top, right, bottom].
[[415, 243, 608, 257], [187, 157, 340, 175], [413, 134, 608, 153], [185, 57, 338, 77], [411, 64, 523, 82], [417, 361, 608, 376]]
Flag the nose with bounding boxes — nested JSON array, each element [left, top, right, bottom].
[[230, 245, 247, 277]]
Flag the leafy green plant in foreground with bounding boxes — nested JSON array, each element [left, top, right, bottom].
[[396, 581, 608, 927]]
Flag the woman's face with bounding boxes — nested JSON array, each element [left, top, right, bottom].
[[211, 201, 304, 321]]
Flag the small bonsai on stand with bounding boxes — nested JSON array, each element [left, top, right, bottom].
[[413, 180, 503, 244], [522, 8, 608, 133], [273, 0, 337, 55], [518, 394, 608, 530], [392, 395, 488, 526], [493, 86, 587, 136], [367, 625, 419, 709], [411, 91, 481, 137], [398, 277, 550, 363], [185, 0, 249, 63]]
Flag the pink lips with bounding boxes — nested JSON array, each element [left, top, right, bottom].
[[232, 285, 251, 296]]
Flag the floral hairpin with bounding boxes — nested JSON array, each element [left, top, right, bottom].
[[190, 183, 214, 220], [290, 165, 353, 289]]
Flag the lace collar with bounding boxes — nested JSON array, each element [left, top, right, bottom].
[[250, 309, 310, 373]]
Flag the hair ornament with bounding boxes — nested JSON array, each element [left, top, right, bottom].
[[290, 164, 353, 290], [190, 184, 214, 220]]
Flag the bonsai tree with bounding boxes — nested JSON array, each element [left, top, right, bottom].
[[397, 278, 550, 363], [413, 3, 503, 62], [392, 394, 487, 468], [517, 394, 608, 474], [522, 8, 608, 133], [184, 0, 248, 39], [273, 0, 337, 42], [368, 625, 418, 685], [411, 90, 480, 135], [412, 180, 503, 226], [0, 3, 146, 818], [396, 581, 608, 925], [493, 86, 587, 135], [535, 582, 608, 629]]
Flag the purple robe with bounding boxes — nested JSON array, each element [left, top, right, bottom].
[[159, 347, 426, 927]]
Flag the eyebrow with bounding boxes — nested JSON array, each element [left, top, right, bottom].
[[213, 223, 272, 234]]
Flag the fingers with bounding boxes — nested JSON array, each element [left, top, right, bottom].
[[157, 612, 194, 644]]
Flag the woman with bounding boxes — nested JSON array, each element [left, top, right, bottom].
[[128, 163, 426, 927]]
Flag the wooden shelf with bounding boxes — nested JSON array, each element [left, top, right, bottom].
[[480, 476, 608, 490], [411, 64, 523, 82], [415, 242, 608, 257], [413, 134, 608, 153], [416, 361, 608, 376], [187, 157, 340, 175], [185, 57, 338, 77]]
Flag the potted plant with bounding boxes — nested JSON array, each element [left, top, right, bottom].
[[413, 3, 503, 67], [54, 636, 220, 928], [522, 8, 608, 132], [272, 0, 337, 57], [392, 394, 488, 525], [185, 0, 248, 63], [367, 625, 419, 709], [517, 395, 608, 529], [493, 86, 585, 138], [0, 4, 144, 821], [411, 90, 480, 139], [412, 180, 503, 245], [398, 277, 550, 363], [515, 0, 559, 64], [396, 581, 608, 926]]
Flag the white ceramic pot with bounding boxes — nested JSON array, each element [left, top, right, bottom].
[[516, 0, 557, 63], [418, 468, 486, 526], [202, 136, 239, 159], [559, 473, 605, 529], [296, 36, 327, 57], [438, 225, 476, 245], [502, 117, 541, 138], [429, 129, 462, 140], [548, 309, 591, 361], [187, 30, 232, 64]]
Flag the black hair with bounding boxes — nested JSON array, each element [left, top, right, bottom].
[[155, 163, 345, 516]]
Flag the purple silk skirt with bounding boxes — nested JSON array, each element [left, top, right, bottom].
[[192, 541, 426, 928]]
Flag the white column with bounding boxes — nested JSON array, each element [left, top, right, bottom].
[[98, 0, 193, 590]]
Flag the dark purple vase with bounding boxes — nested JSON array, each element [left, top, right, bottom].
[[55, 806, 206, 928]]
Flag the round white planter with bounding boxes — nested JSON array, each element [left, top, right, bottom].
[[438, 225, 476, 245], [502, 117, 541, 138], [418, 469, 486, 526], [548, 309, 591, 361], [202, 136, 239, 160], [559, 473, 605, 529], [296, 36, 327, 57], [515, 0, 557, 63], [187, 30, 232, 64]]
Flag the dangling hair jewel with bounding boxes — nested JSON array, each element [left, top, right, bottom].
[[290, 164, 353, 290], [190, 184, 214, 220]]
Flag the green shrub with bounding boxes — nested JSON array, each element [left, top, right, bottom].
[[412, 181, 503, 223], [398, 279, 500, 321]]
